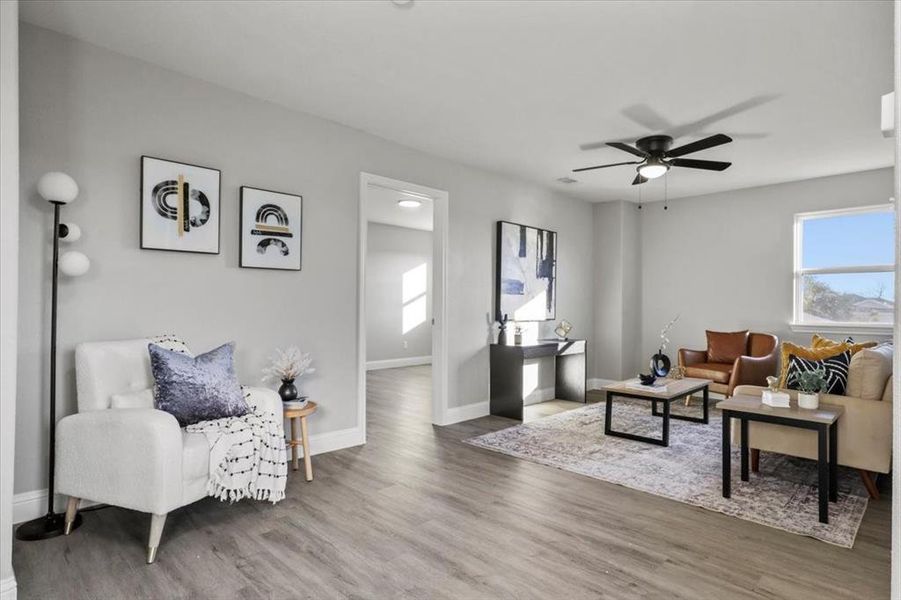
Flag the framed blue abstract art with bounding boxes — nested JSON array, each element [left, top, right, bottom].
[[495, 220, 556, 321]]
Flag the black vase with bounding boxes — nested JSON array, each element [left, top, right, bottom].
[[650, 349, 671, 377], [498, 328, 508, 345], [278, 378, 298, 402]]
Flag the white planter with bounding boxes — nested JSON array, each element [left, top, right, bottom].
[[798, 392, 820, 410]]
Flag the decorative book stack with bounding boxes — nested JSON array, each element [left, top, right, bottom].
[[283, 397, 309, 410], [762, 390, 791, 408], [626, 380, 669, 394]]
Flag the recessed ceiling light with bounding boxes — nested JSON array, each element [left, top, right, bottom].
[[398, 198, 422, 209]]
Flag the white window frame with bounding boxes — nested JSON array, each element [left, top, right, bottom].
[[791, 203, 895, 334]]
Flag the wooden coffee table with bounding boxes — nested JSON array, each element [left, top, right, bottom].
[[602, 378, 711, 447], [718, 395, 842, 524]]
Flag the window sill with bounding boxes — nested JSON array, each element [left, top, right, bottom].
[[789, 322, 894, 337]]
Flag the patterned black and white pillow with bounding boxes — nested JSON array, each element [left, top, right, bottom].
[[785, 350, 851, 395], [150, 334, 193, 357]]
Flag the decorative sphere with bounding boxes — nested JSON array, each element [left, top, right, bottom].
[[58, 251, 90, 277], [37, 172, 78, 204], [60, 223, 82, 242]]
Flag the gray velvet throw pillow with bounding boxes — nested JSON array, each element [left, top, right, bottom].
[[148, 342, 249, 427]]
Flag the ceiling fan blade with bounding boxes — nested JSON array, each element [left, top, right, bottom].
[[670, 158, 732, 171], [666, 134, 733, 157], [632, 173, 648, 185], [579, 141, 608, 151], [606, 142, 647, 158], [573, 160, 642, 173]]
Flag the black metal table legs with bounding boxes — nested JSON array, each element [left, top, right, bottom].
[[722, 411, 837, 524], [605, 392, 672, 446], [606, 387, 709, 447]]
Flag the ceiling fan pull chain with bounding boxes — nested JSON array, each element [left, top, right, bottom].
[[638, 184, 642, 210], [664, 175, 668, 211]]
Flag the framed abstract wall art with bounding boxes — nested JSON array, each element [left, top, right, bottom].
[[240, 186, 303, 271], [141, 156, 221, 254], [495, 220, 557, 321]]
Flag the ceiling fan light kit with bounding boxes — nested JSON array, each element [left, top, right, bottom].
[[574, 133, 733, 186], [637, 157, 669, 180]]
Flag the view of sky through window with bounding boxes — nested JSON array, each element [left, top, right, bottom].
[[799, 208, 894, 324]]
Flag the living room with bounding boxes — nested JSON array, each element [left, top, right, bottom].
[[0, 1, 899, 599]]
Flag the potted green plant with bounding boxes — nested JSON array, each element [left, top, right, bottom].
[[789, 367, 827, 409]]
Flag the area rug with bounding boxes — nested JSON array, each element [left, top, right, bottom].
[[465, 400, 869, 547]]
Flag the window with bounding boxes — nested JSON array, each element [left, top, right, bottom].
[[793, 205, 895, 332]]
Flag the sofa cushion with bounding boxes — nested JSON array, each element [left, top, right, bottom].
[[683, 362, 732, 384], [779, 340, 859, 388], [110, 387, 154, 409], [847, 344, 893, 401], [149, 342, 249, 426], [706, 330, 749, 364], [785, 349, 851, 395], [811, 334, 878, 355], [883, 375, 894, 403], [182, 430, 211, 483]]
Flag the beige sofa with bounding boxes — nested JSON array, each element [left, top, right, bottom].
[[732, 343, 893, 499]]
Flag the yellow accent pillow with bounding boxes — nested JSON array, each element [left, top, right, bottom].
[[779, 341, 855, 388], [811, 334, 878, 355]]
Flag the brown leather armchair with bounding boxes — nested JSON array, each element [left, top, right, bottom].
[[679, 332, 779, 398]]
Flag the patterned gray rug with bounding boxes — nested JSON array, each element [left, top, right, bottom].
[[466, 400, 869, 547]]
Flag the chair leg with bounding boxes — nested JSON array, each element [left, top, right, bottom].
[[147, 513, 168, 564], [684, 395, 692, 407], [64, 497, 80, 535], [750, 449, 760, 473], [858, 470, 880, 500]]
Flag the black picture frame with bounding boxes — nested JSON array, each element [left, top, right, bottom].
[[239, 185, 303, 271], [140, 155, 221, 255], [495, 220, 557, 322]]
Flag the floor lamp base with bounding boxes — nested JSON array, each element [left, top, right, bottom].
[[15, 511, 82, 541]]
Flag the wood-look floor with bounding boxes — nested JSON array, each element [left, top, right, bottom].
[[12, 366, 892, 599]]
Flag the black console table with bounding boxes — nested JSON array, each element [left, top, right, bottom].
[[489, 339, 587, 420]]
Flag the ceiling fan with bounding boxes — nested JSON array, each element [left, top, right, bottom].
[[573, 133, 733, 185]]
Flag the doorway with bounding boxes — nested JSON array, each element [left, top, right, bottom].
[[358, 173, 449, 434]]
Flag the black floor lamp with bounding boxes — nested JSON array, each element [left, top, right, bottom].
[[16, 172, 91, 541]]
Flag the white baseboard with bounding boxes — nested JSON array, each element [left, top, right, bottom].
[[366, 356, 431, 371], [441, 401, 489, 425], [13, 425, 366, 524], [12, 489, 100, 525], [523, 387, 555, 406], [307, 425, 365, 457], [0, 576, 16, 600], [588, 378, 616, 390], [439, 381, 614, 427]]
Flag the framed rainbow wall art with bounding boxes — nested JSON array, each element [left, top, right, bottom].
[[140, 156, 221, 254], [239, 186, 303, 271]]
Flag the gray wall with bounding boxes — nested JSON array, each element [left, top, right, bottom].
[[366, 223, 432, 362], [15, 25, 597, 494], [1, 0, 19, 589], [592, 201, 642, 380], [639, 168, 894, 362]]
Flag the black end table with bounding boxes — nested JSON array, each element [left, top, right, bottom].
[[718, 395, 843, 524]]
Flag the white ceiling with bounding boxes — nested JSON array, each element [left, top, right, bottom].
[[21, 0, 895, 202], [366, 185, 434, 231]]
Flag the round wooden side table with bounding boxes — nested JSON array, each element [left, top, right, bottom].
[[284, 401, 317, 481]]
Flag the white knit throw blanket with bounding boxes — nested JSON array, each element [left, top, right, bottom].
[[185, 392, 287, 504]]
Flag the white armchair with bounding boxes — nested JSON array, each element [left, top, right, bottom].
[[56, 338, 282, 563]]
